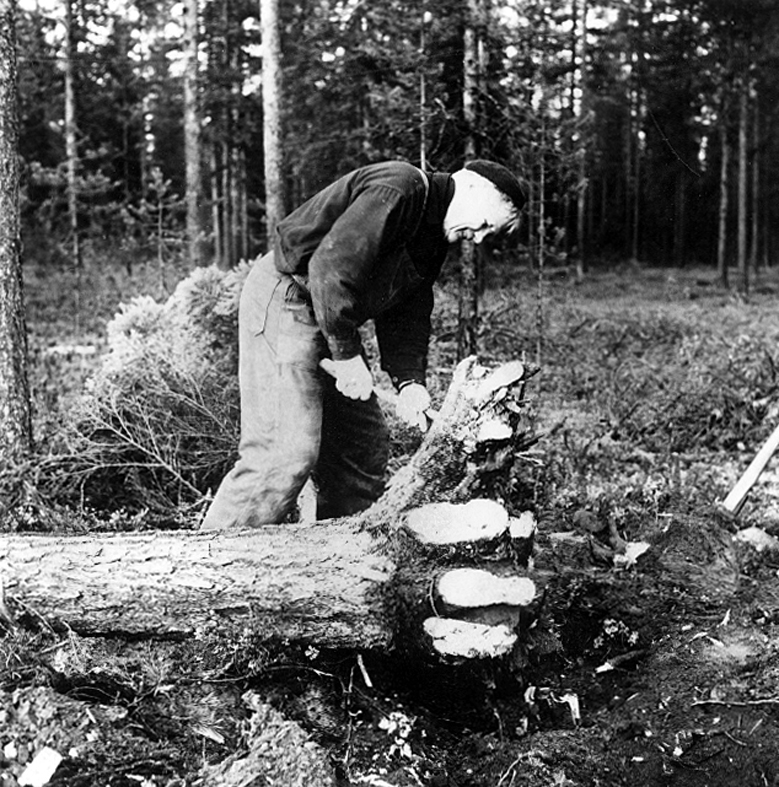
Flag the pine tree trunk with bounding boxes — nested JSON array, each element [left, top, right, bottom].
[[572, 0, 588, 278], [0, 0, 31, 463], [221, 133, 234, 267], [261, 0, 284, 243], [183, 0, 204, 267], [750, 93, 759, 275], [629, 4, 643, 264], [717, 119, 730, 287], [2, 521, 393, 646], [463, 3, 478, 161], [737, 76, 749, 292], [64, 0, 81, 307], [418, 7, 429, 169], [674, 173, 686, 267], [457, 0, 486, 359], [536, 122, 546, 367], [210, 147, 223, 268]]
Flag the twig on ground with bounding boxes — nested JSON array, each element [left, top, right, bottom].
[[692, 697, 779, 708]]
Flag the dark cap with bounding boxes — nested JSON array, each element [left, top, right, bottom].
[[464, 160, 526, 213]]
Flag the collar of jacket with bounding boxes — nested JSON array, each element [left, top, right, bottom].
[[423, 173, 455, 228]]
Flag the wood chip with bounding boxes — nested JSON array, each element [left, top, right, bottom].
[[509, 511, 537, 540], [18, 747, 62, 787]]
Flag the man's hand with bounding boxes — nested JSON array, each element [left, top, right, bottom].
[[396, 383, 432, 431], [320, 357, 373, 401]]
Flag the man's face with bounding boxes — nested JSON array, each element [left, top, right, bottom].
[[443, 179, 518, 245]]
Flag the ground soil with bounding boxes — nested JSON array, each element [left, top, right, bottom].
[[4, 264, 779, 786]]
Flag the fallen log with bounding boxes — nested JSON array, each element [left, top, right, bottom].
[[1, 521, 394, 647], [0, 358, 540, 660]]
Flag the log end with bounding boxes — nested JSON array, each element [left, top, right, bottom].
[[437, 567, 535, 609], [404, 499, 509, 545], [473, 360, 526, 403], [423, 617, 518, 659]]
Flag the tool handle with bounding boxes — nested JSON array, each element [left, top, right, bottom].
[[319, 358, 399, 408], [722, 422, 779, 514], [319, 359, 437, 420]]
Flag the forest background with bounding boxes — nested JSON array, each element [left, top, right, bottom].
[[13, 0, 779, 285]]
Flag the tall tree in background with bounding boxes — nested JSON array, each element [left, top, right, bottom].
[[64, 0, 81, 272], [0, 0, 32, 461], [183, 0, 204, 266], [260, 0, 283, 243], [736, 73, 748, 292], [716, 118, 730, 287], [457, 0, 488, 360], [574, 0, 589, 276], [749, 89, 759, 274], [418, 6, 430, 169]]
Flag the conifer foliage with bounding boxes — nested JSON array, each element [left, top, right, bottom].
[[48, 263, 249, 519]]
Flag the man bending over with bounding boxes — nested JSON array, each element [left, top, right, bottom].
[[202, 159, 526, 529]]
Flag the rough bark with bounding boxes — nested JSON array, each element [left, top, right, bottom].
[[1, 520, 392, 647], [0, 2, 31, 462], [0, 360, 539, 659], [183, 0, 205, 267], [260, 0, 284, 243]]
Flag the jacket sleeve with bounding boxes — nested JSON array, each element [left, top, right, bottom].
[[374, 283, 433, 389], [307, 185, 413, 360]]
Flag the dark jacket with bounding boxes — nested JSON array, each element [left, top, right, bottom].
[[274, 161, 454, 388]]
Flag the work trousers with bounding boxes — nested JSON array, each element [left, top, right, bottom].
[[201, 252, 389, 528]]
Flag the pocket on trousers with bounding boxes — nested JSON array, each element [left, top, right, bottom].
[[281, 279, 317, 325], [277, 293, 324, 368]]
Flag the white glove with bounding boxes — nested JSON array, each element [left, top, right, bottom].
[[320, 357, 373, 401], [396, 383, 432, 431]]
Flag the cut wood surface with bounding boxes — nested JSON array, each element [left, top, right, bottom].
[[423, 618, 518, 659], [437, 568, 535, 609], [404, 499, 509, 544]]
